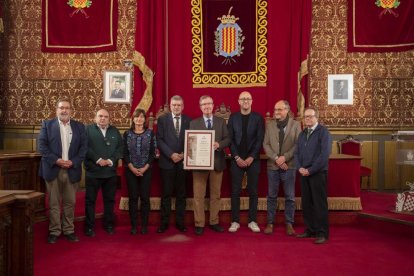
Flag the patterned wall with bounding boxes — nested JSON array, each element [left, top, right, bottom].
[[0, 0, 413, 128], [310, 0, 414, 128], [0, 0, 136, 127]]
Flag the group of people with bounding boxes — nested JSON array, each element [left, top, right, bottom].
[[38, 92, 332, 246]]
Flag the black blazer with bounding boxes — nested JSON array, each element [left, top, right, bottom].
[[227, 111, 264, 160], [156, 113, 191, 169]]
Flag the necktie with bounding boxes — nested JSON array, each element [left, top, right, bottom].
[[207, 119, 212, 129], [174, 116, 180, 137], [306, 128, 312, 140]]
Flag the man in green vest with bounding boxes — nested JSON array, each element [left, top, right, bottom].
[[84, 109, 123, 237]]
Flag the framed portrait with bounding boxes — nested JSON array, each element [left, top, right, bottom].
[[183, 130, 215, 170], [103, 71, 132, 103], [328, 74, 353, 105]]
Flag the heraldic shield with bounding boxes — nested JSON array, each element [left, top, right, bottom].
[[214, 7, 245, 65]]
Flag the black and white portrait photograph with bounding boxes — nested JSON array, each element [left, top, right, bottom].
[[328, 74, 353, 105]]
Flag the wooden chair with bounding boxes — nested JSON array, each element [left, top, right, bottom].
[[337, 135, 372, 189]]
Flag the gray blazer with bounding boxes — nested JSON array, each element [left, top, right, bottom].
[[263, 117, 301, 169], [189, 115, 230, 171]]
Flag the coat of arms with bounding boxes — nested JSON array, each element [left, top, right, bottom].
[[376, 0, 400, 18], [214, 7, 245, 65], [67, 0, 92, 18]]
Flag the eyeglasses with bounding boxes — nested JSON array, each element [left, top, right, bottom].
[[200, 102, 213, 106], [304, 115, 316, 119], [274, 108, 286, 112], [238, 98, 252, 102]]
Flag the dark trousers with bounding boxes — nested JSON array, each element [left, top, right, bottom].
[[160, 166, 187, 227], [85, 176, 117, 229], [300, 171, 329, 238], [230, 159, 260, 223], [125, 168, 152, 228]]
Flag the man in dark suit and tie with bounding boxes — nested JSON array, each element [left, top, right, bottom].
[[38, 99, 87, 244], [110, 80, 125, 99], [227, 91, 264, 233], [189, 95, 230, 235], [156, 95, 191, 233]]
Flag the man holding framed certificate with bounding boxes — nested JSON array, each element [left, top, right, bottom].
[[188, 95, 230, 236]]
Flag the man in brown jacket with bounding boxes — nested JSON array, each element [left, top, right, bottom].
[[189, 95, 230, 235], [263, 100, 301, 235]]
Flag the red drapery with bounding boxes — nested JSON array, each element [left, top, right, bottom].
[[42, 0, 118, 53], [348, 0, 414, 52], [133, 0, 312, 118]]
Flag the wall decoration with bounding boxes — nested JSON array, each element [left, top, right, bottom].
[[104, 71, 132, 104], [328, 74, 353, 105]]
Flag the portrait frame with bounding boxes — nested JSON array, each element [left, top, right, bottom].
[[103, 70, 132, 103], [328, 74, 353, 105], [183, 130, 215, 170]]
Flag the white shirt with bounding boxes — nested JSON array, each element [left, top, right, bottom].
[[58, 119, 72, 161]]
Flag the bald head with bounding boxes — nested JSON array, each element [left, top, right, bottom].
[[95, 109, 110, 129], [238, 91, 253, 114]]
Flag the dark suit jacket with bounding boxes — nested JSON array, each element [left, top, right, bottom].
[[227, 111, 264, 160], [294, 123, 332, 175], [38, 118, 87, 183], [189, 115, 230, 171], [84, 124, 123, 178], [157, 113, 191, 169]]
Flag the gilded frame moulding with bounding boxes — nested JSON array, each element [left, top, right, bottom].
[[191, 0, 268, 88]]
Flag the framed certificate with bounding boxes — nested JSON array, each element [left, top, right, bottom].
[[184, 130, 215, 170]]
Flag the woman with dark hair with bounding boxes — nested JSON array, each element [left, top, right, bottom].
[[123, 108, 156, 235]]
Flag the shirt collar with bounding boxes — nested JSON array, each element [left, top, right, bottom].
[[58, 118, 71, 126]]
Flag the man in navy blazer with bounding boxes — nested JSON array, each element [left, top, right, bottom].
[[156, 95, 191, 233], [38, 99, 87, 244], [227, 91, 264, 233]]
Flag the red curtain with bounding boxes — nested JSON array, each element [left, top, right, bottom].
[[42, 0, 118, 53], [131, 0, 166, 114], [348, 0, 414, 52], [133, 0, 312, 118]]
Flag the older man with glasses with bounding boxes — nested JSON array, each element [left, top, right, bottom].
[[263, 100, 301, 235]]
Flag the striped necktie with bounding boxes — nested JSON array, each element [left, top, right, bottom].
[[174, 116, 180, 137], [207, 119, 212, 129]]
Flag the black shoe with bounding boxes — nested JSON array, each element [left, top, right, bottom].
[[209, 224, 224, 233], [296, 232, 315, 238], [194, 227, 204, 236], [130, 227, 137, 235], [65, 233, 80, 242], [141, 227, 148, 235], [47, 234, 58, 244], [176, 225, 187, 233], [85, 228, 95, 237], [314, 237, 328, 244], [157, 225, 169, 233], [105, 227, 114, 235]]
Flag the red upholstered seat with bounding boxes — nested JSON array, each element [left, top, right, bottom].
[[337, 135, 372, 189]]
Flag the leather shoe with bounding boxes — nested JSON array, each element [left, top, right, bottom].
[[314, 237, 328, 244], [84, 228, 95, 237], [264, 224, 274, 235], [176, 225, 187, 233], [209, 224, 224, 233], [286, 224, 295, 236], [47, 234, 58, 244], [105, 227, 114, 235], [141, 226, 148, 235], [296, 232, 315, 238], [157, 225, 169, 233], [194, 227, 204, 235], [130, 227, 137, 235], [65, 233, 79, 242]]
